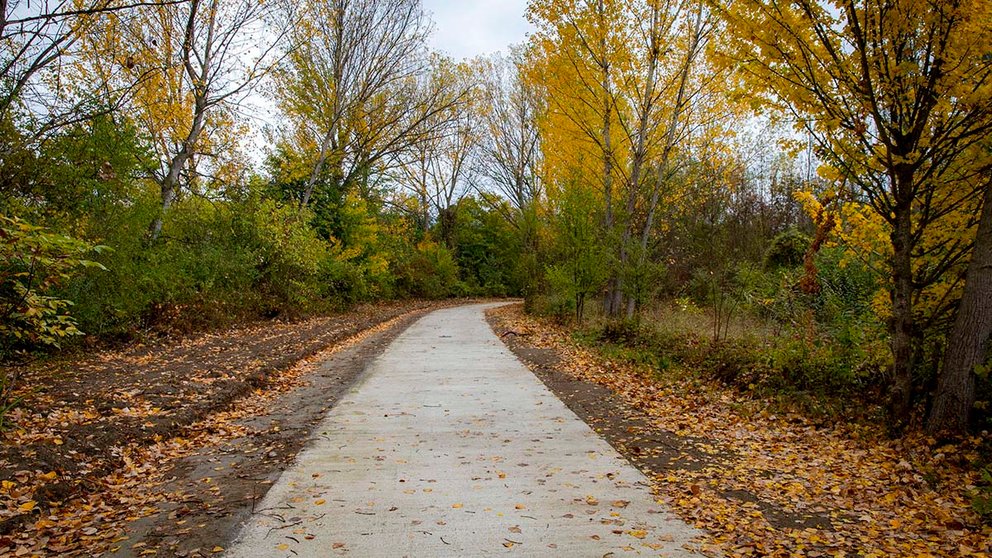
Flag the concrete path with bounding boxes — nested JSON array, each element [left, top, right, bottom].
[[225, 303, 706, 557]]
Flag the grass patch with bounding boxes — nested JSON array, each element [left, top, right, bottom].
[[569, 304, 888, 425]]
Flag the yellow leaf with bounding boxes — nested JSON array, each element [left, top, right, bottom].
[[314, 499, 326, 505], [18, 500, 36, 512]]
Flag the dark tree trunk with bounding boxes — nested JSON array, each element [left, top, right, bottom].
[[889, 167, 916, 424], [927, 183, 992, 434], [438, 207, 457, 250]]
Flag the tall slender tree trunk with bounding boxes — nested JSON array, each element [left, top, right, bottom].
[[302, 2, 346, 209], [148, 103, 206, 240], [149, 182, 177, 240], [602, 91, 621, 316], [148, 0, 208, 240], [301, 130, 336, 208], [624, 2, 704, 320], [593, 0, 623, 318], [927, 182, 992, 434], [889, 167, 916, 424]]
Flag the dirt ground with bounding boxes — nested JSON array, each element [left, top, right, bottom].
[[0, 300, 462, 557], [7, 300, 985, 556]]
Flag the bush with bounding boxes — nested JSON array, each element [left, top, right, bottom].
[[391, 240, 460, 299], [234, 199, 330, 311], [579, 306, 885, 421], [764, 227, 811, 269], [1, 215, 106, 356]]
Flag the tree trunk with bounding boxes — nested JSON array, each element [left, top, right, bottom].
[[148, 0, 208, 241], [148, 183, 177, 240], [927, 183, 992, 434], [597, 0, 621, 318], [888, 167, 916, 424], [608, 242, 627, 317], [438, 207, 457, 249]]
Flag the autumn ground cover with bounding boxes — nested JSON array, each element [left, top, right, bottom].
[[0, 299, 466, 557], [488, 303, 992, 557]]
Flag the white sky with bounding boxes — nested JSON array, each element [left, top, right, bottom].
[[422, 0, 534, 59]]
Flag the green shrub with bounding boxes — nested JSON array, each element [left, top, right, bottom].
[[1, 215, 107, 356], [234, 198, 329, 311], [764, 227, 811, 269], [398, 240, 459, 298]]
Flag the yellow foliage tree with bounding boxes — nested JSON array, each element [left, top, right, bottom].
[[714, 0, 992, 425], [528, 0, 728, 316], [75, 0, 291, 238]]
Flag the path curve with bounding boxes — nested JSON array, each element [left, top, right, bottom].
[[225, 303, 705, 557]]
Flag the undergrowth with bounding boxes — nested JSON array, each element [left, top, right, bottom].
[[571, 316, 888, 425]]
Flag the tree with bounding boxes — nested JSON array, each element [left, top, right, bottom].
[[547, 179, 608, 321], [715, 0, 992, 423], [928, 171, 992, 433], [81, 0, 293, 238], [274, 0, 460, 209], [475, 50, 544, 221], [528, 0, 717, 318], [1, 0, 183, 148], [392, 55, 478, 245], [528, 0, 624, 314]]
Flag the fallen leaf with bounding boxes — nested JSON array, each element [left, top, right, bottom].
[[17, 501, 36, 512]]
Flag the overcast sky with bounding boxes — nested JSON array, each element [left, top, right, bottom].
[[422, 0, 534, 59]]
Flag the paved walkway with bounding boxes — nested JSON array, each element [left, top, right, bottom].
[[225, 303, 705, 557]]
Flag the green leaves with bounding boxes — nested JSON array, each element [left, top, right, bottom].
[[1, 215, 106, 357]]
